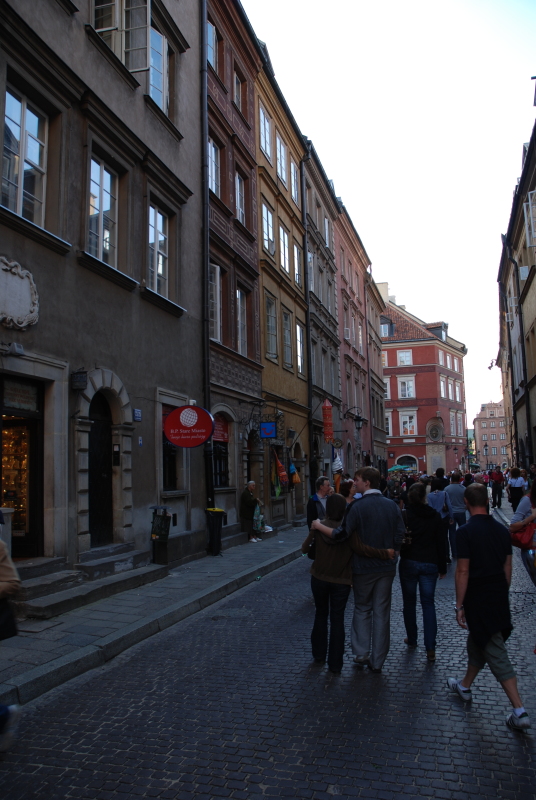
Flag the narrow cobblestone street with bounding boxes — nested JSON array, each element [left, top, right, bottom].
[[1, 515, 535, 800]]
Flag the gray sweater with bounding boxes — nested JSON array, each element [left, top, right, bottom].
[[345, 492, 406, 575]]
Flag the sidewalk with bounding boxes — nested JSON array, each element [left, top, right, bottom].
[[0, 525, 308, 706]]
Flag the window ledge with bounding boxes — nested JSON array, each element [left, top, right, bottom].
[[77, 250, 138, 291], [0, 205, 71, 254], [85, 24, 140, 90], [210, 191, 233, 218], [161, 490, 189, 499], [144, 95, 183, 141], [54, 0, 79, 13], [233, 217, 255, 242], [231, 101, 251, 130], [140, 285, 186, 317], [208, 63, 228, 94]]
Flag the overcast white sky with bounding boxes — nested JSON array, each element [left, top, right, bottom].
[[241, 0, 536, 425]]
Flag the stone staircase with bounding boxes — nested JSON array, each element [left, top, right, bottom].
[[13, 544, 168, 620]]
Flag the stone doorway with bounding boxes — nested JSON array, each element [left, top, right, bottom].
[[88, 392, 113, 548]]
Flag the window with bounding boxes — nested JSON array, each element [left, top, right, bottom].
[[455, 383, 461, 402], [438, 350, 444, 365], [457, 415, 463, 436], [448, 381, 453, 400], [208, 264, 221, 342], [237, 288, 247, 356], [148, 203, 168, 296], [500, 420, 505, 427], [442, 330, 446, 341], [400, 413, 416, 436], [490, 411, 495, 416], [500, 433, 506, 440], [279, 225, 289, 272], [207, 20, 217, 69], [340, 248, 345, 278], [208, 137, 220, 196], [2, 88, 47, 227], [330, 357, 336, 396], [351, 315, 356, 346], [89, 156, 117, 266], [450, 412, 456, 436], [265, 295, 277, 358], [491, 447, 497, 456], [398, 378, 415, 399], [233, 71, 245, 113], [382, 352, 388, 367], [296, 323, 305, 374], [150, 27, 168, 111], [481, 422, 487, 428], [490, 421, 496, 428], [327, 280, 333, 313], [276, 135, 287, 183], [291, 161, 299, 205], [397, 350, 412, 366], [501, 446, 507, 455], [321, 350, 326, 389], [294, 243, 302, 285], [490, 433, 496, 441], [384, 379, 390, 400], [358, 323, 364, 355], [95, 0, 150, 72], [380, 323, 389, 337], [482, 434, 488, 441], [308, 251, 314, 292], [385, 413, 392, 436], [282, 310, 292, 366], [324, 217, 330, 248], [454, 357, 459, 371], [259, 106, 271, 159], [446, 354, 452, 369], [235, 172, 245, 224], [262, 203, 274, 252], [440, 377, 446, 398]]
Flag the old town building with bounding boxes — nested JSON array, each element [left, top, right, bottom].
[[206, 0, 263, 535], [254, 43, 308, 525], [497, 120, 536, 468], [378, 286, 468, 474], [0, 0, 204, 563], [473, 400, 511, 470]]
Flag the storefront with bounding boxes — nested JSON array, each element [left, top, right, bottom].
[[1, 375, 44, 558]]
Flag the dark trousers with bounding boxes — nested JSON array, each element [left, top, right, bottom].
[[310, 576, 351, 672], [491, 483, 503, 508], [448, 511, 466, 559], [509, 487, 524, 512]]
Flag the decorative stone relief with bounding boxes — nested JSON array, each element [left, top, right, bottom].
[[0, 256, 39, 329], [210, 350, 261, 396]]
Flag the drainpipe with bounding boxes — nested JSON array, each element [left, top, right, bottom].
[[200, 0, 214, 508], [364, 275, 375, 469], [503, 237, 532, 465], [300, 140, 315, 495]]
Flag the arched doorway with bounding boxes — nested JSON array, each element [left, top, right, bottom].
[[397, 455, 418, 472], [88, 392, 113, 547]]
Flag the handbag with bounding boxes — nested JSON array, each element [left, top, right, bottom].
[[307, 537, 316, 560], [0, 597, 17, 641], [511, 520, 536, 550]]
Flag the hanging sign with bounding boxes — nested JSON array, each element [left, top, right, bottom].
[[213, 413, 229, 442], [322, 399, 334, 444], [260, 421, 277, 439], [163, 405, 214, 448]]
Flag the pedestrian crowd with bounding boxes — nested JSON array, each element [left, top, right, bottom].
[[301, 464, 536, 733]]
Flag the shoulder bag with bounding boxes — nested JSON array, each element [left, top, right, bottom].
[[511, 518, 536, 550]]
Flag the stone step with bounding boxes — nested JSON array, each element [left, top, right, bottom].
[[17, 570, 84, 601], [15, 557, 67, 582], [75, 549, 151, 580], [78, 542, 134, 563], [14, 563, 169, 620], [292, 515, 307, 526]]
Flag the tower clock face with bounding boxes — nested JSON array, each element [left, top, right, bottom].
[[429, 425, 441, 441]]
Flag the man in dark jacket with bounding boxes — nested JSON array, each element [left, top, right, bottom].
[[448, 483, 530, 731], [306, 476, 331, 530]]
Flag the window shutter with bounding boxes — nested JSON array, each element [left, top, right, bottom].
[[124, 0, 150, 73]]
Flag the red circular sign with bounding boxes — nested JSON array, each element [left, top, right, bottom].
[[163, 406, 214, 448]]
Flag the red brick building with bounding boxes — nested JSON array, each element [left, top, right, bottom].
[[378, 286, 468, 474]]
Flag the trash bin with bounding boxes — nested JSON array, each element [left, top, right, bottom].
[[150, 506, 172, 565], [205, 508, 225, 556]]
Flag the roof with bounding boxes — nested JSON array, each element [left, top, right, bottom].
[[381, 302, 467, 353]]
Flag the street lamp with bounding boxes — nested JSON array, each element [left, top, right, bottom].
[[453, 446, 458, 465], [344, 407, 364, 430]]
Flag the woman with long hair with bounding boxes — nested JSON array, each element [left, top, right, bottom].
[[399, 483, 447, 662], [509, 479, 536, 587], [301, 494, 393, 675]]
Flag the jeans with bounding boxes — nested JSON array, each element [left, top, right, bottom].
[[351, 571, 395, 670], [521, 549, 536, 587], [448, 511, 466, 559], [310, 576, 351, 672], [399, 559, 439, 651]]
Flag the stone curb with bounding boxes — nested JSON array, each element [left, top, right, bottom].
[[0, 545, 303, 706]]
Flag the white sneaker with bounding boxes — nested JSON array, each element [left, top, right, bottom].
[[0, 705, 22, 752], [506, 711, 531, 731], [249, 538, 257, 543], [447, 677, 472, 702]]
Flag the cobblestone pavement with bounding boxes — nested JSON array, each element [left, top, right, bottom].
[[1, 516, 535, 799], [0, 528, 306, 696]]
